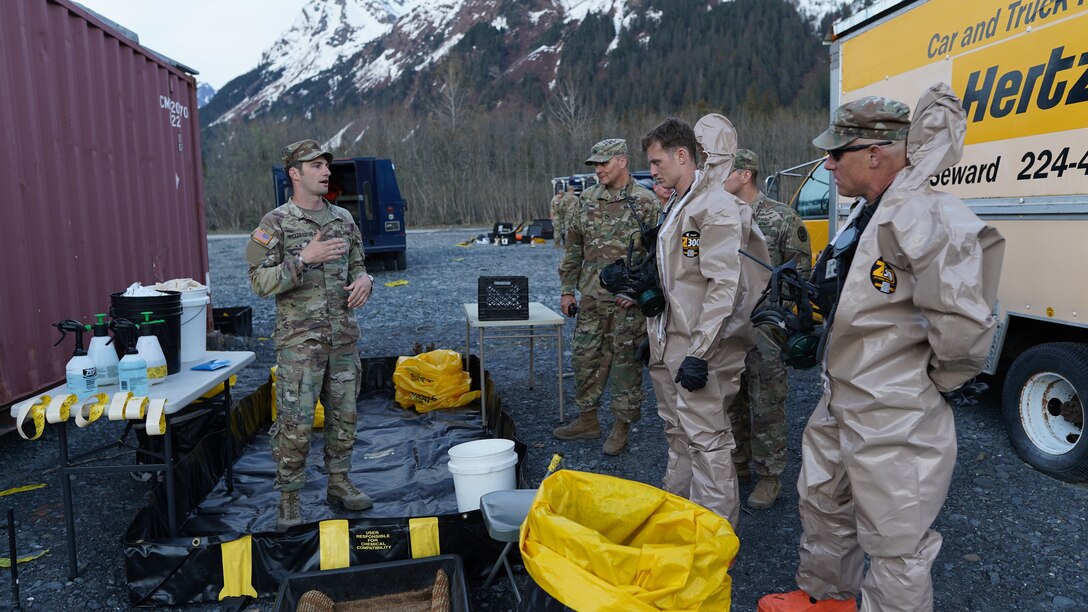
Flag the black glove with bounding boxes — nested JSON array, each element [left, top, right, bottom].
[[636, 337, 650, 367], [675, 356, 708, 392], [941, 379, 988, 409]]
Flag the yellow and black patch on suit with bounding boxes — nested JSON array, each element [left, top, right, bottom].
[[681, 231, 700, 258], [870, 258, 896, 294], [250, 227, 276, 248]]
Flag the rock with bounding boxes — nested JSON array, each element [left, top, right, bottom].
[[964, 553, 981, 562], [1053, 595, 1078, 609]]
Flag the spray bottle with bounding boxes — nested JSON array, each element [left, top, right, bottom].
[[137, 311, 168, 385], [52, 319, 97, 400], [86, 313, 119, 386], [113, 318, 148, 396]]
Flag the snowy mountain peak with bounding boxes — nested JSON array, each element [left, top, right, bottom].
[[207, 0, 853, 126]]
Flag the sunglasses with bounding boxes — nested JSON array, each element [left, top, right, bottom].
[[827, 140, 893, 161]]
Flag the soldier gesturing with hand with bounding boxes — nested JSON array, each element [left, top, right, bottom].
[[247, 138, 374, 531]]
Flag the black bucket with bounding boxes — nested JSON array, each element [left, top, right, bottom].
[[110, 290, 183, 375]]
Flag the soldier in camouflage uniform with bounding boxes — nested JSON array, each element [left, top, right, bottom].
[[555, 139, 661, 455], [724, 148, 812, 510], [550, 185, 577, 247], [247, 139, 376, 530]]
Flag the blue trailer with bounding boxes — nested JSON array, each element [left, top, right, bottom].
[[273, 157, 408, 270]]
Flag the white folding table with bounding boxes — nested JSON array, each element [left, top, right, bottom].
[[11, 350, 255, 578], [463, 302, 566, 423]]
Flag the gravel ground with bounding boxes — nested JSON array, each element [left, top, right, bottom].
[[2, 228, 1087, 611]]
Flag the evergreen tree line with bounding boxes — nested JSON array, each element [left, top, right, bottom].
[[202, 103, 828, 231]]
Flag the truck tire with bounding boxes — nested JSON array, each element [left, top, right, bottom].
[[1001, 342, 1088, 482], [394, 250, 407, 270]]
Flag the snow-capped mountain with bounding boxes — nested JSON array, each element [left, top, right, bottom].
[[196, 82, 216, 108], [203, 0, 854, 126]]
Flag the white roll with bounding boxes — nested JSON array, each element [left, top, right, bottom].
[[46, 394, 77, 424], [75, 393, 110, 428], [108, 392, 132, 421], [125, 396, 149, 420], [16, 396, 49, 441], [146, 398, 168, 436]]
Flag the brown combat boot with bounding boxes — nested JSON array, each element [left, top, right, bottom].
[[602, 420, 631, 456], [327, 473, 375, 511], [747, 475, 782, 510], [552, 411, 601, 440], [278, 490, 302, 531]]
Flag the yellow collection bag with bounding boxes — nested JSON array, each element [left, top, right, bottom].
[[392, 349, 480, 412], [521, 470, 739, 611], [269, 366, 325, 429]]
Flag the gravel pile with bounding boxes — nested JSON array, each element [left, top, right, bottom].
[[1, 229, 1085, 611]]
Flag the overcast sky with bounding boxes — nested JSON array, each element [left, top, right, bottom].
[[76, 0, 309, 89]]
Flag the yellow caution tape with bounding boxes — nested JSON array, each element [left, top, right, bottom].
[[147, 365, 168, 383], [75, 393, 109, 428], [46, 394, 77, 424], [125, 396, 149, 420], [0, 549, 48, 568], [0, 483, 46, 497], [384, 279, 409, 287], [146, 398, 168, 436], [16, 396, 49, 440], [108, 392, 133, 420]]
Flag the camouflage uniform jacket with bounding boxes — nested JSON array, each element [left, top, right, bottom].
[[750, 191, 812, 275], [559, 177, 660, 302], [247, 199, 366, 349], [549, 194, 565, 223]]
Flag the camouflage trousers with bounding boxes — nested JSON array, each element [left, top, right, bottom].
[[726, 329, 788, 476], [552, 221, 567, 246], [571, 298, 646, 423], [271, 340, 362, 492]]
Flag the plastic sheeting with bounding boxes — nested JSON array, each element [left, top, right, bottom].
[[123, 356, 523, 606], [521, 470, 739, 611]]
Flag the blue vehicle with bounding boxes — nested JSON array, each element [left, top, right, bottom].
[[273, 157, 408, 270]]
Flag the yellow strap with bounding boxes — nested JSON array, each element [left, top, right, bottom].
[[0, 483, 47, 497], [218, 535, 258, 600], [409, 517, 440, 558], [319, 520, 350, 570], [0, 549, 47, 568]]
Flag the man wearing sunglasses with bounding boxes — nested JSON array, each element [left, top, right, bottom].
[[760, 87, 1004, 612]]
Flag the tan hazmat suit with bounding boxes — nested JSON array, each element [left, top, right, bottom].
[[795, 84, 1005, 611], [647, 114, 770, 526]]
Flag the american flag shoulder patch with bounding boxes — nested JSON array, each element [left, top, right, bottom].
[[251, 227, 274, 246]]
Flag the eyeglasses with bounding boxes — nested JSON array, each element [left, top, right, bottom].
[[827, 140, 893, 161]]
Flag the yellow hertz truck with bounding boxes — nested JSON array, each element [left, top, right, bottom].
[[824, 0, 1088, 481]]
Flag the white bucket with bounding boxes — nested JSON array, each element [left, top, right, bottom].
[[178, 287, 209, 363], [447, 439, 517, 512]]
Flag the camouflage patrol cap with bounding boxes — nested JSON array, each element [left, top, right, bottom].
[[812, 96, 911, 151], [734, 149, 759, 172], [584, 138, 629, 165], [281, 139, 333, 166]]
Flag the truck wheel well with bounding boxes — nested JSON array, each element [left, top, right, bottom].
[[998, 315, 1088, 371]]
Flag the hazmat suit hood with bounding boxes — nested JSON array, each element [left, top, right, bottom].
[[694, 113, 737, 185], [897, 82, 966, 191]]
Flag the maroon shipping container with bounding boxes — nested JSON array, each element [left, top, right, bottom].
[[0, 0, 208, 410]]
